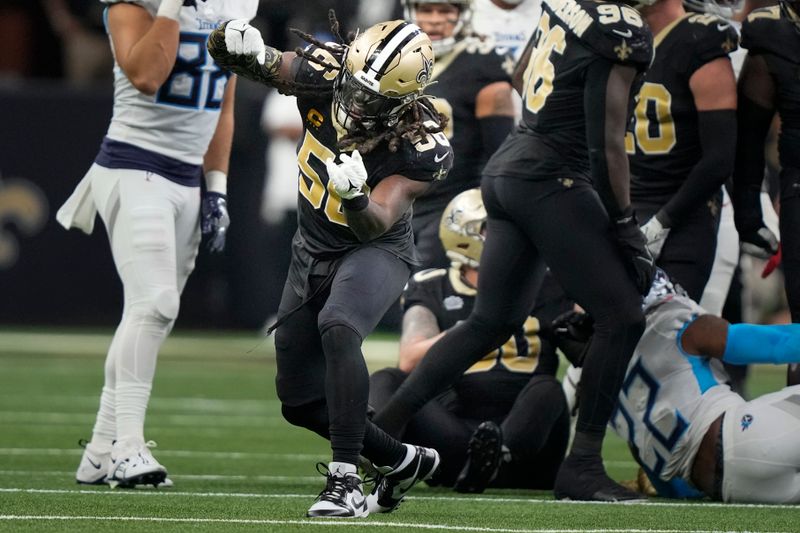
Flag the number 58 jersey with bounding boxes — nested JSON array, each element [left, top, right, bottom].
[[101, 0, 259, 165]]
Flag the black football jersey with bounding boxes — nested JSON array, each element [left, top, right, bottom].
[[289, 46, 454, 260], [413, 38, 514, 219], [483, 0, 653, 182], [403, 267, 559, 380], [741, 6, 800, 170], [629, 14, 738, 203]]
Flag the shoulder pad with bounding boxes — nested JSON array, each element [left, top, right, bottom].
[[581, 1, 653, 70], [741, 6, 798, 60], [682, 15, 739, 71], [400, 101, 454, 182], [292, 44, 342, 88]]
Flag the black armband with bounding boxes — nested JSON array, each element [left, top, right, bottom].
[[342, 195, 369, 212], [659, 109, 736, 226], [479, 115, 514, 157], [207, 24, 283, 85]]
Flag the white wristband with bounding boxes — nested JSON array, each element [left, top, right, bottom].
[[204, 170, 227, 195], [156, 0, 183, 21]]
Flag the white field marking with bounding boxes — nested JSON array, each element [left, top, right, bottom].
[[0, 411, 284, 428], [0, 517, 787, 533], [0, 471, 320, 482], [0, 448, 324, 461], [0, 394, 277, 412], [0, 331, 400, 363], [2, 488, 800, 512]]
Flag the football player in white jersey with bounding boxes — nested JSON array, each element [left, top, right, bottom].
[[563, 270, 800, 503], [470, 0, 541, 61], [57, 0, 258, 488]]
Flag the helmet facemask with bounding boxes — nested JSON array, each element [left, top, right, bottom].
[[333, 68, 416, 132]]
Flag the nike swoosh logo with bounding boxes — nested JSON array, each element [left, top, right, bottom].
[[613, 29, 633, 38], [434, 153, 447, 163], [717, 23, 730, 31], [87, 457, 103, 470]]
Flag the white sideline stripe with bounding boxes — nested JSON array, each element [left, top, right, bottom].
[[0, 471, 320, 482], [0, 448, 323, 460], [2, 488, 800, 511], [0, 517, 786, 533]]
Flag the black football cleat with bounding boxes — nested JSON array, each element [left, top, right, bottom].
[[554, 454, 646, 502], [454, 421, 503, 494]]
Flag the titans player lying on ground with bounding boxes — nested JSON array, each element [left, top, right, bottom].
[[208, 14, 455, 518], [562, 270, 800, 502]]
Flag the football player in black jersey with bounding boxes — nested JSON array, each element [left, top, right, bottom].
[[629, 0, 739, 301], [369, 189, 570, 493], [734, 1, 799, 324], [372, 0, 657, 501], [403, 0, 516, 269], [208, 16, 454, 517]]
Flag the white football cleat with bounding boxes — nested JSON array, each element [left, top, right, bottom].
[[367, 444, 440, 513], [108, 439, 168, 489], [306, 462, 369, 518], [76, 439, 111, 485]]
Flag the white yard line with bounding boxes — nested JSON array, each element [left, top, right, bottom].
[[0, 516, 786, 533], [0, 448, 324, 460], [1, 488, 799, 511]]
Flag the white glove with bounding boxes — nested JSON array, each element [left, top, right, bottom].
[[641, 216, 670, 260], [224, 19, 266, 65], [325, 150, 368, 200]]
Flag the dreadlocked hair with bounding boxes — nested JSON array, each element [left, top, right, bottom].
[[338, 98, 449, 155], [275, 10, 349, 97]]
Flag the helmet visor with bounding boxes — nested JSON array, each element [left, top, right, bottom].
[[334, 69, 400, 128]]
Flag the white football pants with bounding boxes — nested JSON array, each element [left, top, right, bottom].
[[87, 164, 200, 447], [722, 385, 800, 503]]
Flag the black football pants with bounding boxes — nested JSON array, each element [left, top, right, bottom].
[[373, 176, 645, 437]]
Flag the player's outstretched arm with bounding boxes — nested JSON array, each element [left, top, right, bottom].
[[107, 1, 183, 95], [681, 315, 800, 365], [207, 20, 295, 86]]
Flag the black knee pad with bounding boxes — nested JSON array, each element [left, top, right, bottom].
[[280, 400, 329, 436]]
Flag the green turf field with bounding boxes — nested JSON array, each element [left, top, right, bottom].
[[0, 328, 796, 532]]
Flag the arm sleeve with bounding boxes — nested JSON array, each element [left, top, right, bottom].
[[584, 59, 632, 219], [732, 93, 774, 232], [657, 110, 736, 226]]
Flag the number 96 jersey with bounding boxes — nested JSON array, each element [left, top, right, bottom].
[[484, 0, 652, 183], [101, 0, 258, 165]]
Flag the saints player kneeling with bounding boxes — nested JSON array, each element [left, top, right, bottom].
[[563, 270, 800, 503], [370, 189, 571, 493], [208, 15, 454, 517]]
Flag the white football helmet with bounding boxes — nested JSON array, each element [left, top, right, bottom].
[[439, 188, 486, 268]]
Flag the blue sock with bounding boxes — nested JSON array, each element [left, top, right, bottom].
[[723, 323, 800, 365]]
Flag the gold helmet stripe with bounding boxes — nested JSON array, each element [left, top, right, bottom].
[[364, 23, 423, 82]]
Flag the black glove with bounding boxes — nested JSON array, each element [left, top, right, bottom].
[[613, 208, 657, 296], [739, 224, 779, 259], [550, 310, 594, 367]]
